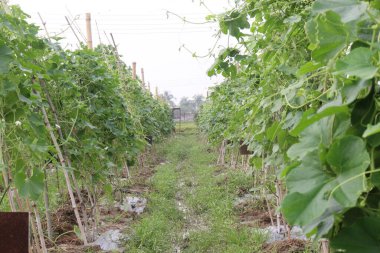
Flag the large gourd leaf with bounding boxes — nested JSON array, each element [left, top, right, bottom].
[[312, 0, 368, 23], [282, 151, 331, 226], [14, 168, 44, 201], [331, 217, 380, 253], [326, 136, 369, 207], [0, 44, 13, 74], [283, 135, 369, 233], [334, 47, 378, 80], [306, 11, 353, 63]]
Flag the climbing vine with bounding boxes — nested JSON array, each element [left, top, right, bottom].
[[0, 2, 173, 247], [199, 0, 380, 251]]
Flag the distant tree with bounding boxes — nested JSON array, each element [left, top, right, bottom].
[[192, 94, 205, 111], [179, 94, 205, 114], [161, 91, 176, 107]]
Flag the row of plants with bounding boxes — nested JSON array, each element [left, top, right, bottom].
[[0, 2, 173, 250], [198, 0, 380, 251]]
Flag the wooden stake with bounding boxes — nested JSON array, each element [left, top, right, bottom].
[[320, 239, 329, 253], [141, 68, 145, 88], [132, 62, 137, 79], [85, 13, 93, 49]]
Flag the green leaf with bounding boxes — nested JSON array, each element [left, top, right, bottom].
[[363, 122, 380, 138], [284, 135, 369, 232], [14, 168, 44, 201], [73, 225, 82, 241], [312, 0, 368, 23], [0, 79, 17, 97], [0, 44, 13, 74], [334, 47, 378, 80], [287, 151, 330, 194], [296, 61, 323, 76], [283, 152, 331, 225], [290, 105, 349, 136], [219, 10, 250, 39], [284, 15, 301, 24], [342, 79, 371, 104], [26, 138, 49, 154], [326, 136, 369, 207], [287, 122, 322, 160], [306, 11, 353, 63], [331, 217, 380, 253], [266, 122, 280, 141]]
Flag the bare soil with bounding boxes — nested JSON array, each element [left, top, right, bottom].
[[263, 239, 310, 253], [46, 152, 161, 252]]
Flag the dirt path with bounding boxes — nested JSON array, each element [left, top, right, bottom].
[[125, 124, 267, 253], [50, 124, 313, 252]]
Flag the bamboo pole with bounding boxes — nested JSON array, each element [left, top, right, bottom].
[[0, 129, 16, 211], [263, 160, 275, 227], [95, 20, 102, 44], [39, 80, 90, 235], [37, 12, 50, 39], [43, 168, 53, 241], [40, 104, 88, 244], [65, 16, 82, 45], [32, 203, 48, 253], [26, 201, 41, 253], [122, 158, 130, 179], [110, 33, 123, 71], [85, 13, 93, 49], [132, 62, 137, 79], [141, 68, 145, 88]]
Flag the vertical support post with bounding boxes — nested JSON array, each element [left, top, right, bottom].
[[132, 62, 137, 79], [86, 13, 93, 49], [179, 108, 181, 132], [155, 86, 158, 99], [320, 239, 329, 253], [141, 68, 145, 88]]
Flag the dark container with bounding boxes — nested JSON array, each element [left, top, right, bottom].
[[145, 135, 153, 145], [239, 141, 253, 155], [0, 212, 29, 253]]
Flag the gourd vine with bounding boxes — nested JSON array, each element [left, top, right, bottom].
[[198, 0, 380, 251], [0, 1, 173, 247]]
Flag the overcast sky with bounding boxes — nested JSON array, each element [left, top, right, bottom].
[[9, 0, 232, 102]]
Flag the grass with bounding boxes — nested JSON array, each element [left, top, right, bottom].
[[125, 147, 184, 252], [126, 123, 267, 252]]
